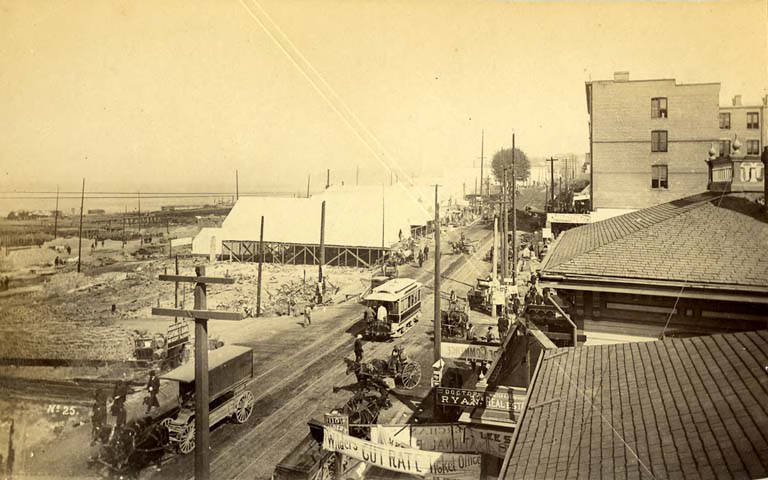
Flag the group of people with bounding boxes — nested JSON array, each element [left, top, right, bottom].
[[416, 243, 430, 267], [91, 371, 162, 444]]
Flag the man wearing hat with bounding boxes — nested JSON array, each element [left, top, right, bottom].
[[145, 370, 160, 414], [354, 334, 364, 363]]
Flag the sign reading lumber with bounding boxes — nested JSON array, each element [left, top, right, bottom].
[[436, 387, 526, 414], [322, 427, 480, 478], [441, 342, 497, 362], [371, 424, 513, 459]]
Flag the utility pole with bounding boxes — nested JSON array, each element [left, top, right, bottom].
[[501, 163, 508, 280], [137, 191, 141, 237], [319, 201, 326, 283], [307, 174, 311, 198], [257, 215, 264, 316], [326, 169, 330, 189], [236, 170, 239, 201], [152, 269, 243, 480], [356, 165, 359, 186], [545, 157, 558, 209], [77, 178, 85, 273], [123, 206, 127, 246], [381, 185, 385, 247], [53, 185, 59, 239], [433, 185, 441, 363], [480, 130, 485, 197], [512, 134, 518, 284]]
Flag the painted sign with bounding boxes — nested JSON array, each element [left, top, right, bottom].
[[371, 424, 514, 459], [436, 387, 526, 414], [441, 342, 497, 363], [547, 213, 591, 224], [322, 427, 481, 478], [324, 412, 349, 435]]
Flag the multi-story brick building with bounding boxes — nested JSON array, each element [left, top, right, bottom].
[[585, 72, 720, 216], [718, 94, 766, 165]]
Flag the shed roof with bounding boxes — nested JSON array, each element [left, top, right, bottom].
[[502, 330, 768, 479], [541, 192, 768, 290], [161, 345, 252, 383], [217, 185, 430, 248]]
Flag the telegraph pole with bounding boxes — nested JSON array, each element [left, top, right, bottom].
[[326, 169, 330, 189], [433, 185, 441, 363], [381, 185, 385, 248], [77, 179, 85, 273], [137, 191, 141, 236], [512, 134, 518, 284], [307, 174, 311, 198], [319, 201, 326, 283], [53, 185, 59, 239], [236, 170, 239, 201], [356, 165, 360, 186], [545, 157, 558, 208], [479, 130, 485, 197], [501, 163, 508, 280], [257, 215, 264, 316]]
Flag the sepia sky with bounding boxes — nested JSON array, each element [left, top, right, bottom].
[[0, 0, 766, 194]]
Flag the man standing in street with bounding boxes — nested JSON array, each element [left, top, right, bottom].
[[418, 248, 424, 268], [424, 244, 429, 261], [498, 315, 509, 340], [354, 334, 364, 363], [145, 370, 160, 414], [304, 303, 313, 327]]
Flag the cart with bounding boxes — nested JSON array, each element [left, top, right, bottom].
[[161, 345, 255, 454], [344, 351, 421, 391]]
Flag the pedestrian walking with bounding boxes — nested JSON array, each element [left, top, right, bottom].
[[498, 315, 509, 340], [304, 303, 313, 327], [418, 249, 424, 268], [145, 370, 160, 414], [424, 244, 429, 260], [354, 334, 364, 363], [91, 390, 107, 444]]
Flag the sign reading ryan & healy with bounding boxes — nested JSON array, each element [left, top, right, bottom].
[[436, 387, 526, 414]]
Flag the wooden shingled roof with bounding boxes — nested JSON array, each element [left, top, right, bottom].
[[501, 331, 768, 479], [541, 192, 768, 289]]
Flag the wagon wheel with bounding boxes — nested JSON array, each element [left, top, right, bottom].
[[399, 361, 421, 390], [234, 391, 255, 424], [178, 422, 195, 454]]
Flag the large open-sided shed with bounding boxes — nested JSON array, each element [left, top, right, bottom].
[[194, 185, 432, 267]]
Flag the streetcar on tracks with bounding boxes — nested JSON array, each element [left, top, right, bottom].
[[363, 277, 423, 340]]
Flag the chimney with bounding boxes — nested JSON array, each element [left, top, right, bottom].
[[614, 71, 630, 82], [732, 95, 742, 107]]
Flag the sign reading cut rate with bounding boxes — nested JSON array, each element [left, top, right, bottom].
[[322, 427, 481, 477]]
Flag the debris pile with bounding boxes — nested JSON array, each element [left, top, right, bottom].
[[0, 305, 135, 361]]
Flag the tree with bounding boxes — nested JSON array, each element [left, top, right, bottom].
[[491, 147, 530, 184]]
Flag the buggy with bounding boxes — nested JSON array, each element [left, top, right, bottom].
[[344, 346, 421, 391]]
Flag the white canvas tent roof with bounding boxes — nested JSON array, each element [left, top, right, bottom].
[[209, 186, 427, 249]]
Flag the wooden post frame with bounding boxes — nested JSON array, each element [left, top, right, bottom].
[[151, 267, 244, 480]]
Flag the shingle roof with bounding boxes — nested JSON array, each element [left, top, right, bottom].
[[503, 331, 768, 480], [542, 192, 768, 288]]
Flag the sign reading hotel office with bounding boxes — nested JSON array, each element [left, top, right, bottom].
[[436, 387, 525, 414]]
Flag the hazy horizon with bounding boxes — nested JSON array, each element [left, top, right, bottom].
[[1, 0, 766, 195]]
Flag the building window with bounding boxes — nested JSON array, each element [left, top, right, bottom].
[[651, 130, 668, 152], [719, 140, 731, 157], [747, 112, 759, 129], [651, 165, 668, 189], [719, 112, 730, 129], [651, 97, 668, 118], [747, 140, 760, 155]]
